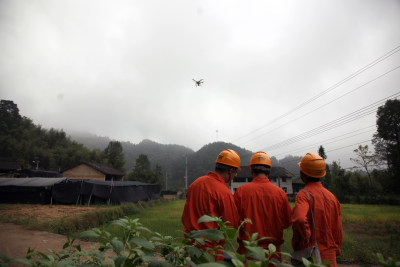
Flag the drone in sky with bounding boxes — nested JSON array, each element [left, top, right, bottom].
[[192, 79, 204, 86]]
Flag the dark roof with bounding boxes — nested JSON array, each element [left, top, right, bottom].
[[0, 158, 22, 171], [271, 166, 294, 178], [19, 169, 61, 178], [236, 166, 293, 179], [0, 177, 67, 187], [64, 162, 125, 176], [83, 180, 152, 186]]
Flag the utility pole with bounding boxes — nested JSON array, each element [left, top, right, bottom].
[[165, 172, 168, 191], [216, 130, 219, 141], [185, 156, 188, 190]]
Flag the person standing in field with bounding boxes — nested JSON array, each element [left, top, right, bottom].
[[234, 151, 292, 261], [181, 149, 241, 261], [292, 152, 343, 267]]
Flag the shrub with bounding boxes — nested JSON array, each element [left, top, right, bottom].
[[1, 215, 397, 267]]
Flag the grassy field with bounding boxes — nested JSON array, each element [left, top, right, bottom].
[[101, 200, 400, 264]]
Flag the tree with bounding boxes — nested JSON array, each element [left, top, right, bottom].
[[350, 145, 376, 184], [318, 145, 331, 189], [0, 99, 22, 133], [153, 164, 164, 188], [104, 141, 125, 172], [372, 99, 400, 193], [318, 145, 327, 160], [329, 161, 352, 202], [127, 154, 154, 183], [373, 99, 400, 177]]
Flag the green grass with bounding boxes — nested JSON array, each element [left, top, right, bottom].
[[102, 199, 185, 241], [340, 203, 400, 263], [98, 200, 400, 264], [341, 204, 400, 223]]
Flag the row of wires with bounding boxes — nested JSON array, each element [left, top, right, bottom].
[[230, 45, 400, 144], [229, 45, 400, 164]]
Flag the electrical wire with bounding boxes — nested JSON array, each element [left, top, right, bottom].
[[239, 65, 400, 146], [260, 92, 400, 152], [230, 45, 400, 143], [273, 126, 375, 157], [276, 139, 372, 165]]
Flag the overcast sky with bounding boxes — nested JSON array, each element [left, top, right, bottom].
[[1, 0, 399, 168]]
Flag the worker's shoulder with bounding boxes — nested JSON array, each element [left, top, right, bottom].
[[319, 186, 338, 198], [306, 186, 340, 203], [190, 174, 227, 191], [322, 188, 341, 204], [236, 181, 255, 190]]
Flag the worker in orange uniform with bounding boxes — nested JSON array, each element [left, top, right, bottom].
[[292, 153, 343, 267], [181, 149, 241, 261], [234, 151, 292, 261]]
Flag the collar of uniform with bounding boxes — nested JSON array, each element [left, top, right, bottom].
[[253, 176, 270, 183], [305, 181, 323, 188], [207, 171, 225, 183]]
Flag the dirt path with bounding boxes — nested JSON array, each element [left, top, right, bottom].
[[0, 222, 96, 260], [0, 204, 104, 264]]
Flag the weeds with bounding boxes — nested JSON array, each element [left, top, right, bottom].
[[0, 215, 321, 267], [1, 215, 398, 267]]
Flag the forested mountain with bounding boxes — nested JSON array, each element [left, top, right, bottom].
[[0, 100, 104, 171], [278, 155, 303, 176], [68, 132, 286, 184], [3, 98, 399, 203], [68, 131, 256, 189], [174, 142, 254, 187], [1, 99, 294, 190], [121, 139, 195, 174], [67, 131, 111, 150], [68, 132, 195, 175]]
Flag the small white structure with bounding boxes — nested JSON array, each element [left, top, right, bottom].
[[230, 166, 294, 194]]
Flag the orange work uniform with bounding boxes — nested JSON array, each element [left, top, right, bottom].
[[292, 182, 343, 267], [181, 172, 239, 260], [234, 177, 292, 260]]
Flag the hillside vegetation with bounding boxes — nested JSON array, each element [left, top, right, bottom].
[[2, 98, 400, 202]]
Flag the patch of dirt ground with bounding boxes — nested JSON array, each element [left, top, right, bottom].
[[0, 204, 104, 265], [0, 204, 105, 222], [0, 222, 96, 260]]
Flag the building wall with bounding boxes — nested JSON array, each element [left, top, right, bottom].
[[63, 164, 105, 181], [230, 177, 293, 195], [231, 177, 252, 193], [271, 177, 293, 194]]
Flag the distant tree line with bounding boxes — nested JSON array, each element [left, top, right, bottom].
[[2, 98, 399, 201]]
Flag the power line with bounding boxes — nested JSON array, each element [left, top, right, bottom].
[[260, 92, 400, 152], [263, 108, 377, 152], [264, 92, 399, 151], [277, 139, 372, 165], [273, 126, 375, 157], [239, 65, 400, 146], [326, 139, 372, 153], [231, 45, 400, 143], [344, 163, 388, 170]]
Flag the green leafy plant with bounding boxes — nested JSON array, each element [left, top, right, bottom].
[[0, 215, 395, 267]]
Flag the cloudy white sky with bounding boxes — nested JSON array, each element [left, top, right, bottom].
[[1, 0, 399, 168]]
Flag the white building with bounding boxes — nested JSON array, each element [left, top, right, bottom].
[[230, 166, 294, 194]]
